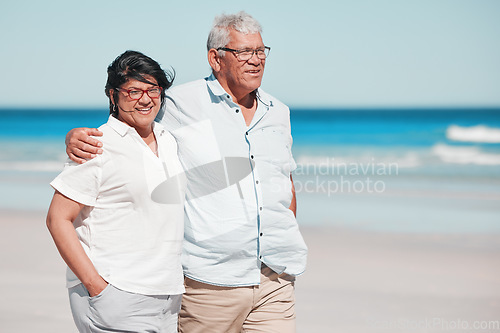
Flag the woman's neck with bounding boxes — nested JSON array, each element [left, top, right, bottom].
[[141, 128, 157, 156]]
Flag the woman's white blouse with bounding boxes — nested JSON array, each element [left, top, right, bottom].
[[51, 115, 186, 295]]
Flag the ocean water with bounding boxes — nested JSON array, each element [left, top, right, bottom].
[[1, 108, 499, 233]]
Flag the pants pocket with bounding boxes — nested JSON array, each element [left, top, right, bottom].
[[88, 283, 112, 301], [88, 284, 126, 328]]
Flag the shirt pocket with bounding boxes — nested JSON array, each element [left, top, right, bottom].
[[253, 127, 292, 175]]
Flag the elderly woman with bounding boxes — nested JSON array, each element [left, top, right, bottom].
[[46, 50, 185, 333]]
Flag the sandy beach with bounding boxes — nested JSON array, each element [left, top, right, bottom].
[[1, 210, 500, 332]]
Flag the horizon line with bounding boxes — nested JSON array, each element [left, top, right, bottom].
[[1, 106, 500, 112]]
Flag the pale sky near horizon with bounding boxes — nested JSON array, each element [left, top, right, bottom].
[[1, 0, 499, 109]]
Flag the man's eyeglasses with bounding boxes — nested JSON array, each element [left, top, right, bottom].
[[116, 87, 163, 100], [217, 46, 271, 61]]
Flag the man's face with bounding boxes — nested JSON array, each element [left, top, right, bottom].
[[218, 29, 266, 97]]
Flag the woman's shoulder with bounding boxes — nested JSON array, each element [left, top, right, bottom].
[[95, 118, 129, 143], [87, 122, 129, 160], [92, 123, 114, 145]]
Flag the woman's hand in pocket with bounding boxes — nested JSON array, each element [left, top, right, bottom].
[[85, 276, 109, 297]]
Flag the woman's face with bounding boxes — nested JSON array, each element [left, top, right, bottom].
[[111, 77, 161, 132]]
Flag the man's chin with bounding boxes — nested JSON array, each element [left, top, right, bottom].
[[245, 78, 263, 92]]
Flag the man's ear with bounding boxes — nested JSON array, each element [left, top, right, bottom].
[[208, 49, 221, 72]]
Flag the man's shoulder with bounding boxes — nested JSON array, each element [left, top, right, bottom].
[[258, 88, 289, 111]]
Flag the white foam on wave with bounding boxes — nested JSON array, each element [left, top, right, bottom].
[[446, 125, 500, 143], [432, 143, 500, 165], [295, 152, 422, 169]]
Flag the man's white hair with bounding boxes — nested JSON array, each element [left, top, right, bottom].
[[207, 11, 262, 55]]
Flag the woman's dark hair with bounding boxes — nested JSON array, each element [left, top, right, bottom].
[[105, 50, 174, 117]]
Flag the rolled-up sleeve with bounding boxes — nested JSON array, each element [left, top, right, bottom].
[[50, 157, 102, 206]]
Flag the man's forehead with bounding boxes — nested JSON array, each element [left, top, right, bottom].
[[227, 30, 264, 47]]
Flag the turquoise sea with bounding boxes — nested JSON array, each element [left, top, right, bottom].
[[1, 108, 500, 233]]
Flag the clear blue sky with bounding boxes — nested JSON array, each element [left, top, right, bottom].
[[1, 0, 499, 108]]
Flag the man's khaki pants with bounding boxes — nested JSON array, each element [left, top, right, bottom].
[[179, 265, 296, 333]]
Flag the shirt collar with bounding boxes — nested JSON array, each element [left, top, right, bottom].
[[205, 74, 273, 108], [107, 115, 130, 136], [255, 89, 273, 108], [205, 73, 228, 97], [152, 120, 166, 137], [106, 114, 165, 137]]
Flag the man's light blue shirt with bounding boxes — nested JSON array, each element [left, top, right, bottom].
[[158, 74, 307, 287]]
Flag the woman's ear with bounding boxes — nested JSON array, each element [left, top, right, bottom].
[[109, 90, 116, 106]]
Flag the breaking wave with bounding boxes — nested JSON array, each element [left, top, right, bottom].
[[446, 125, 500, 143], [432, 143, 500, 165]]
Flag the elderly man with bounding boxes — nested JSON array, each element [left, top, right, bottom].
[[66, 11, 307, 333]]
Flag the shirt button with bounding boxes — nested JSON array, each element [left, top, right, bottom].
[[259, 207, 263, 211], [256, 180, 259, 184], [251, 155, 254, 159], [260, 233, 263, 236], [245, 132, 248, 135], [235, 109, 240, 113], [259, 256, 262, 259]]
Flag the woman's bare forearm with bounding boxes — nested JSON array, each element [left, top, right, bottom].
[[46, 191, 107, 296]]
